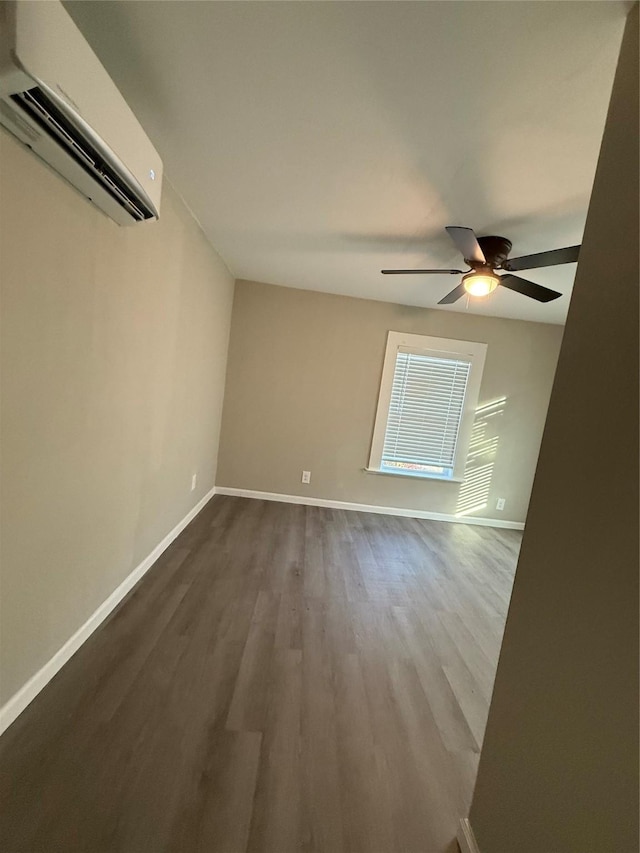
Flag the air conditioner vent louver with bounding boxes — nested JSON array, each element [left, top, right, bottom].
[[11, 86, 154, 222]]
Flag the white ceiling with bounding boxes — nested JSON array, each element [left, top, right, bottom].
[[66, 1, 626, 325]]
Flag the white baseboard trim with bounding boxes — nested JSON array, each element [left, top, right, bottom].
[[215, 487, 525, 530], [457, 818, 481, 853], [0, 487, 217, 737]]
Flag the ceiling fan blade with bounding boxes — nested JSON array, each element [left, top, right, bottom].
[[502, 245, 580, 272], [445, 226, 486, 264], [381, 268, 465, 275], [438, 283, 467, 305], [499, 274, 562, 302]]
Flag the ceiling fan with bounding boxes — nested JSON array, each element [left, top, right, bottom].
[[381, 226, 580, 304]]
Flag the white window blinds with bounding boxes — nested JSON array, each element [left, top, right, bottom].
[[381, 349, 471, 472]]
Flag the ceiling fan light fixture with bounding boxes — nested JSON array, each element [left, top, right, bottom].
[[462, 271, 499, 297]]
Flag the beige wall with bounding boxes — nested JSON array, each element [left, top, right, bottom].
[[468, 6, 638, 851], [0, 131, 234, 703], [217, 281, 563, 523]]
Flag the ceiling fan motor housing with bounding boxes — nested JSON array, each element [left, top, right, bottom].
[[474, 235, 513, 269]]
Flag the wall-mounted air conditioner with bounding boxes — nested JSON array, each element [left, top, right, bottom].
[[0, 0, 163, 225]]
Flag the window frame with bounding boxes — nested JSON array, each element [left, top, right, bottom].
[[367, 331, 487, 482]]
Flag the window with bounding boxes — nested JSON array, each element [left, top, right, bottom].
[[368, 332, 487, 481]]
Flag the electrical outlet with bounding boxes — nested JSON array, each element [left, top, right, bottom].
[[191, 473, 197, 491], [301, 470, 311, 484], [496, 497, 505, 511]]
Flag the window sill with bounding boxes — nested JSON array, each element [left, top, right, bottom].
[[363, 467, 464, 483]]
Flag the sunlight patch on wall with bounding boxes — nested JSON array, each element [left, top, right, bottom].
[[456, 397, 506, 516]]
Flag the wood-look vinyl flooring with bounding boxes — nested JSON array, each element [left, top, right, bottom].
[[0, 496, 520, 853]]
